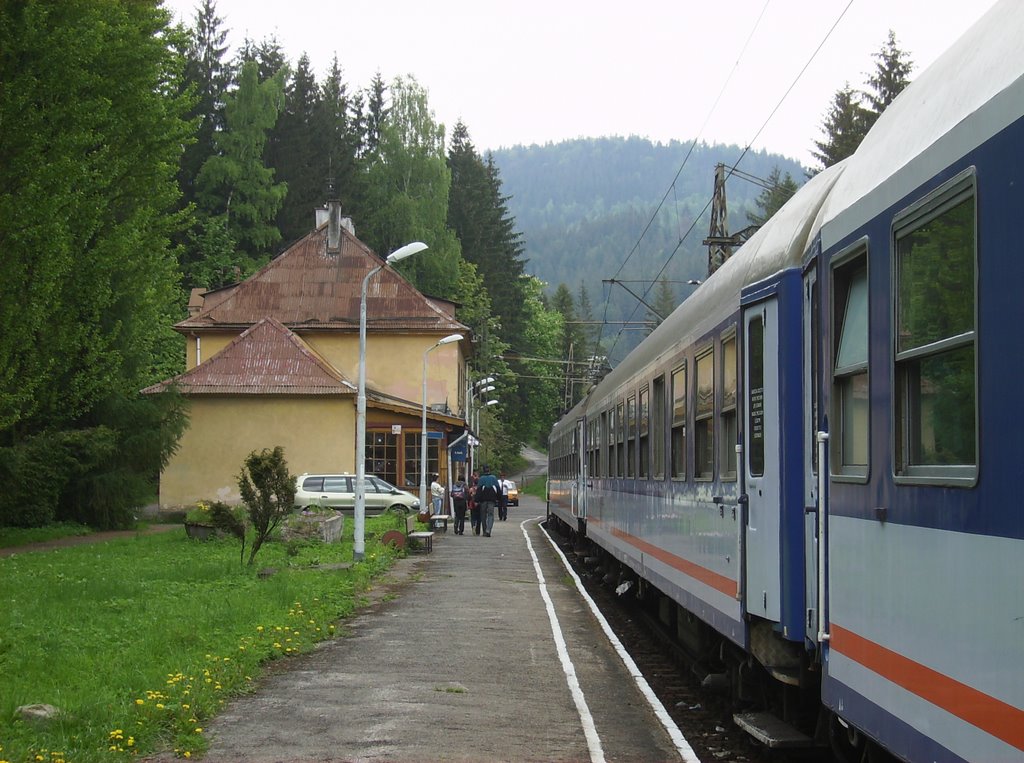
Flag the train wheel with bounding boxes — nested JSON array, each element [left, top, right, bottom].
[[829, 712, 866, 763]]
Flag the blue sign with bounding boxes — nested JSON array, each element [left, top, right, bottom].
[[427, 431, 443, 440], [450, 442, 468, 462]]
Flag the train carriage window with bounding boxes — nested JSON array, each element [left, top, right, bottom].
[[617, 401, 626, 476], [652, 375, 666, 479], [627, 395, 637, 478], [720, 334, 738, 481], [894, 179, 976, 483], [639, 386, 650, 478], [599, 413, 607, 477], [695, 349, 715, 479], [671, 365, 687, 479], [832, 254, 869, 475], [607, 407, 616, 477]]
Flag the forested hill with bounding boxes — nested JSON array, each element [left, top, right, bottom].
[[490, 137, 806, 343]]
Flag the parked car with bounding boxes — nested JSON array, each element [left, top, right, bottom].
[[294, 474, 420, 514], [506, 481, 519, 506]]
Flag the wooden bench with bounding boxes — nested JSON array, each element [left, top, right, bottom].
[[429, 514, 451, 533], [405, 514, 434, 553]]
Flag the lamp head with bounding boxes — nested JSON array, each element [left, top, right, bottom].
[[437, 333, 463, 346], [386, 241, 428, 264]]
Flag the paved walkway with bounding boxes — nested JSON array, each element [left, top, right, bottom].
[[0, 523, 180, 557], [170, 495, 695, 763]]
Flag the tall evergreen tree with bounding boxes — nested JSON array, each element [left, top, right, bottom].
[[273, 53, 323, 243], [355, 75, 461, 298], [648, 277, 677, 332], [576, 281, 598, 353], [811, 83, 870, 171], [862, 30, 913, 132], [552, 283, 587, 410], [0, 0, 191, 527], [178, 0, 233, 211], [812, 32, 914, 172], [317, 56, 361, 216], [360, 72, 389, 159], [196, 60, 288, 268], [747, 166, 800, 226]]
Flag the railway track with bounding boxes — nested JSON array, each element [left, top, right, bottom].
[[546, 521, 831, 763]]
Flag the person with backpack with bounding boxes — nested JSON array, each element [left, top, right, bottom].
[[475, 466, 501, 537], [450, 476, 468, 535]]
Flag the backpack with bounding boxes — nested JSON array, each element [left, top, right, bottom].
[[451, 482, 466, 499], [477, 478, 500, 502]]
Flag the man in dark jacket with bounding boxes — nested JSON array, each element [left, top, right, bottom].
[[450, 476, 468, 535], [475, 466, 501, 537]]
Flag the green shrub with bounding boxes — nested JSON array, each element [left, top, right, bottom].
[[238, 446, 296, 566]]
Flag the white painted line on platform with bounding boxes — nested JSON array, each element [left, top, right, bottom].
[[521, 518, 606, 763], [535, 517, 702, 763]]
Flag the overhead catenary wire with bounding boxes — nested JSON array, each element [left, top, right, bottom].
[[599, 0, 855, 364]]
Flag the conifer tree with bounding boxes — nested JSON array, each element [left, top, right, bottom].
[[196, 60, 288, 268], [649, 277, 677, 332], [811, 83, 870, 170], [862, 30, 913, 132], [273, 53, 323, 243], [178, 0, 233, 210], [747, 166, 800, 226], [317, 56, 361, 215]]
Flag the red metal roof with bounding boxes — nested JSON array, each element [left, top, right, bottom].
[[143, 317, 355, 396], [177, 225, 468, 335]]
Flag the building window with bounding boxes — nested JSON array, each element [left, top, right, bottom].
[[404, 432, 439, 490], [671, 365, 687, 479], [366, 432, 399, 485], [652, 375, 666, 479], [720, 334, 737, 480], [638, 386, 650, 478], [695, 349, 715, 479], [833, 255, 869, 474], [894, 182, 976, 481]]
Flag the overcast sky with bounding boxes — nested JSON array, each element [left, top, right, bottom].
[[164, 0, 1000, 168]]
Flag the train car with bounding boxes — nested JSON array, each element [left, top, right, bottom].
[[814, 4, 1024, 760], [548, 3, 1024, 760]]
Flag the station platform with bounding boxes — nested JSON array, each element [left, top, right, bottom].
[[192, 494, 697, 762]]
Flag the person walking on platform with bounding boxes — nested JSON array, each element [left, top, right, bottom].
[[450, 476, 468, 534], [497, 471, 510, 521], [476, 466, 501, 537], [468, 473, 481, 535]]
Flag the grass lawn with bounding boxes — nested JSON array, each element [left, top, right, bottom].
[[0, 513, 409, 763], [0, 523, 94, 549], [520, 473, 548, 500]]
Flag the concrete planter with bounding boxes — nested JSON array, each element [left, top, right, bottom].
[[282, 513, 344, 543], [184, 522, 217, 541]]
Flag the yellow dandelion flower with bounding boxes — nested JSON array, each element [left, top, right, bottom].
[[184, 752, 191, 759], [135, 698, 145, 705], [195, 727, 203, 734]]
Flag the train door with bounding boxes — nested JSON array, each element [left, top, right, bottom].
[[743, 298, 781, 621], [572, 417, 587, 518], [803, 269, 822, 643]]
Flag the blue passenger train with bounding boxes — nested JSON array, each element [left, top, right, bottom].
[[547, 4, 1024, 760]]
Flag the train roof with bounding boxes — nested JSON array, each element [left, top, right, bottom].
[[822, 0, 1024, 245], [552, 161, 846, 436]]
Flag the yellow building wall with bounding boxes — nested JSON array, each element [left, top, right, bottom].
[[184, 332, 465, 414], [159, 396, 355, 509]]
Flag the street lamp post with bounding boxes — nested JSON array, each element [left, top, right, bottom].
[[420, 333, 464, 515], [354, 241, 428, 561], [476, 398, 499, 466], [468, 377, 495, 474]]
